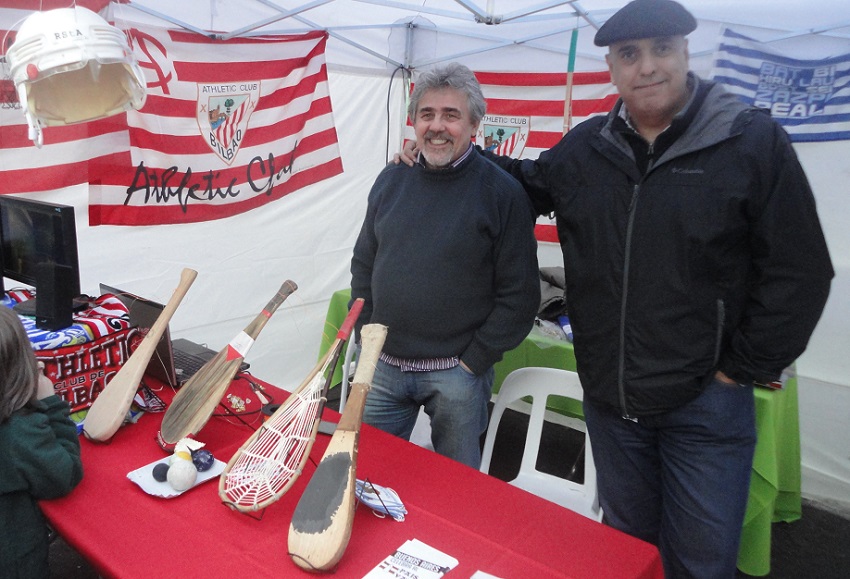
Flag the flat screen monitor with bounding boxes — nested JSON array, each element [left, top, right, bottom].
[[0, 195, 82, 305]]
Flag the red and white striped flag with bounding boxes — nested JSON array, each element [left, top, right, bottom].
[[1, 6, 342, 226], [89, 25, 342, 225], [475, 71, 618, 242]]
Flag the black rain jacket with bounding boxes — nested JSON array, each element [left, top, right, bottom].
[[485, 75, 833, 416]]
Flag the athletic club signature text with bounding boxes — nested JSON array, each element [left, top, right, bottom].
[[123, 144, 298, 212]]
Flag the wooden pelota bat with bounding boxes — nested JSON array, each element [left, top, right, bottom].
[[288, 322, 388, 572], [83, 268, 198, 442], [157, 280, 298, 447]]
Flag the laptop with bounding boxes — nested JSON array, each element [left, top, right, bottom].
[[99, 283, 249, 387], [170, 337, 250, 383], [100, 283, 179, 387]]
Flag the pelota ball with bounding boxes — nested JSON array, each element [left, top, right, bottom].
[[167, 458, 198, 491], [152, 462, 169, 482], [192, 448, 216, 472]]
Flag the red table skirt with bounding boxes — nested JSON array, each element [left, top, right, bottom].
[[41, 378, 663, 579]]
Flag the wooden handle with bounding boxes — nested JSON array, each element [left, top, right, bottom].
[[335, 323, 383, 432], [243, 280, 298, 340], [337, 298, 364, 340], [288, 323, 387, 572], [83, 268, 197, 442]]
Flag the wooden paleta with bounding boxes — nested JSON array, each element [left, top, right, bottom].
[[158, 280, 297, 446], [83, 268, 197, 442], [288, 322, 388, 572]]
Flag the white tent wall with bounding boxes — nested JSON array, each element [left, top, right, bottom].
[[3, 1, 849, 507], [792, 141, 850, 508]]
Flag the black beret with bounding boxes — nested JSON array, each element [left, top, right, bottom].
[[594, 0, 697, 47]]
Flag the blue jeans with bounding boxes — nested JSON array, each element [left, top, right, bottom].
[[583, 377, 757, 579], [362, 359, 494, 468]]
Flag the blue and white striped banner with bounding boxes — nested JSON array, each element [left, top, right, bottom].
[[711, 28, 850, 142]]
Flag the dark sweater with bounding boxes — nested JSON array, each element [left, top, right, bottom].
[[351, 151, 540, 375]]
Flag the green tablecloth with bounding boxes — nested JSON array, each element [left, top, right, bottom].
[[321, 289, 801, 576]]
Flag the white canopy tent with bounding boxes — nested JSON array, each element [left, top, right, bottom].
[[2, 1, 849, 507], [115, 1, 850, 70]]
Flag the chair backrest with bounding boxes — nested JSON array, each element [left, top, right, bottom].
[[339, 328, 358, 409], [480, 367, 602, 521]]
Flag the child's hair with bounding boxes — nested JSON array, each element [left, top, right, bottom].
[[0, 306, 40, 422]]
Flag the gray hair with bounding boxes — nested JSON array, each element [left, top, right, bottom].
[[0, 306, 40, 423], [408, 63, 486, 126]]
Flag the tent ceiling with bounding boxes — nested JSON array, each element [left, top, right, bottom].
[[4, 1, 848, 73], [112, 1, 850, 72]]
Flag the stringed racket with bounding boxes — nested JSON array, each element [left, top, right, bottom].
[[218, 299, 364, 512]]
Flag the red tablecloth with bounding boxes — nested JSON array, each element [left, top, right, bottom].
[[40, 380, 663, 579]]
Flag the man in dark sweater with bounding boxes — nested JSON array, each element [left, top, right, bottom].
[[350, 63, 540, 468]]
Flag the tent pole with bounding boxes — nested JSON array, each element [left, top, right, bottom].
[[563, 27, 579, 135]]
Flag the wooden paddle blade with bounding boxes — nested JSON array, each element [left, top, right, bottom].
[[83, 268, 198, 442], [158, 280, 298, 446], [288, 323, 387, 572]]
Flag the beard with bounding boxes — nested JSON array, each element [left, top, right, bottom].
[[420, 132, 455, 169]]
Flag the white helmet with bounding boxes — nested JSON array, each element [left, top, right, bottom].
[[6, 6, 146, 147]]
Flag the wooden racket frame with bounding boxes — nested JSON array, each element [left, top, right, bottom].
[[218, 299, 364, 512]]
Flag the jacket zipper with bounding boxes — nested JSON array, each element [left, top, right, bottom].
[[714, 299, 725, 365], [618, 183, 641, 418]]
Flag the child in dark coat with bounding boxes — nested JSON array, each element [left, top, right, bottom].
[[0, 306, 83, 578]]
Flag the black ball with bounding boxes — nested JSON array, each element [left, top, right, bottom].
[[192, 449, 216, 472], [152, 462, 170, 482]]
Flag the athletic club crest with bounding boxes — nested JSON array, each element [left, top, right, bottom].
[[196, 82, 259, 164], [476, 115, 530, 158]]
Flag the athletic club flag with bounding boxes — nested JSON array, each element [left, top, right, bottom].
[[474, 71, 617, 158], [88, 25, 343, 225], [475, 71, 618, 243], [1, 5, 342, 226], [711, 27, 850, 142]]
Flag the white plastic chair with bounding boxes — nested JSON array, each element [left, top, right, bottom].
[[338, 329, 358, 409], [480, 367, 602, 521], [318, 329, 359, 435]]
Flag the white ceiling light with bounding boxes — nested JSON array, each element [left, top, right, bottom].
[[6, 6, 146, 147]]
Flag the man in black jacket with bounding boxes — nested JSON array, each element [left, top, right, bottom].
[[492, 1, 833, 577], [394, 1, 833, 577]]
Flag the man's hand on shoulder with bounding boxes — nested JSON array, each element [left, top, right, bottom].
[[392, 141, 418, 167]]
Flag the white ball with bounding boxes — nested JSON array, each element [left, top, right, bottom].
[[167, 458, 198, 491]]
